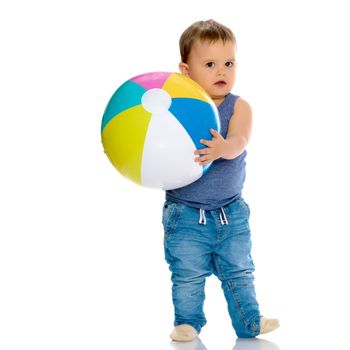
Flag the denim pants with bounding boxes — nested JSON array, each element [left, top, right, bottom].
[[162, 197, 260, 338]]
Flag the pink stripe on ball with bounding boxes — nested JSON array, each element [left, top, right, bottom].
[[130, 71, 172, 90]]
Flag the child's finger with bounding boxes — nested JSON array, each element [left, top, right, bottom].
[[194, 156, 204, 162], [194, 148, 209, 155], [199, 159, 211, 165], [199, 155, 211, 163], [200, 139, 211, 146], [210, 128, 220, 137]]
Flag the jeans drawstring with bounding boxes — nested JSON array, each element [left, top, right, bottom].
[[219, 207, 228, 225], [199, 208, 207, 225], [199, 208, 228, 225]]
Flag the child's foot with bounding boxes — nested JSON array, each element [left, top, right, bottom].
[[259, 317, 280, 335], [170, 324, 198, 342]]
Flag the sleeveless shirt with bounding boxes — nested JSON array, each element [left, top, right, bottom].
[[165, 93, 247, 210]]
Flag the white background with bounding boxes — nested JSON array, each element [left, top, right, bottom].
[[1, 1, 350, 349]]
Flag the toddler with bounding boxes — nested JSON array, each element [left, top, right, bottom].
[[163, 19, 279, 341]]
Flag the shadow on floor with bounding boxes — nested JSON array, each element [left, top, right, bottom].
[[233, 338, 280, 350], [169, 337, 280, 350]]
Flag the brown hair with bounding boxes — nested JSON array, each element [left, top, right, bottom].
[[179, 19, 236, 63]]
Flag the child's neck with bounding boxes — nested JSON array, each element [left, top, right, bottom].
[[213, 96, 225, 107]]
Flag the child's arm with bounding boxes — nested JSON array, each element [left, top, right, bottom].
[[194, 98, 252, 165]]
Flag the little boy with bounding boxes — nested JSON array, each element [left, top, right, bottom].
[[163, 19, 279, 341]]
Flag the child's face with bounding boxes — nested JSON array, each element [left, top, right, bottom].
[[180, 39, 237, 105]]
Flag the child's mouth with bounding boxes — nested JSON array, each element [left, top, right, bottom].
[[214, 81, 227, 87]]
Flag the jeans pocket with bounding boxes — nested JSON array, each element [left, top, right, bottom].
[[162, 201, 179, 238], [227, 198, 251, 235], [240, 198, 251, 217]]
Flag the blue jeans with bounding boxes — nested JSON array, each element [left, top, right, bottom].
[[162, 197, 260, 338]]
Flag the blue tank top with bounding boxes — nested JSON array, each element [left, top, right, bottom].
[[165, 93, 246, 210]]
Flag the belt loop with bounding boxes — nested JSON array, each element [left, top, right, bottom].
[[219, 207, 228, 225], [199, 208, 207, 225]]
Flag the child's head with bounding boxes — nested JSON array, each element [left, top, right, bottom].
[[179, 19, 237, 105]]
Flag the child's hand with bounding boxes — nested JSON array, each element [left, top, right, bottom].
[[194, 129, 226, 166]]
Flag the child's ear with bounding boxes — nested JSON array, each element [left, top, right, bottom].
[[179, 62, 190, 77]]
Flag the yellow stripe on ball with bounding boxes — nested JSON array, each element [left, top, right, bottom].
[[101, 105, 152, 185], [162, 73, 210, 103]]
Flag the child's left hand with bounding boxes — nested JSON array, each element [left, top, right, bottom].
[[194, 128, 226, 166]]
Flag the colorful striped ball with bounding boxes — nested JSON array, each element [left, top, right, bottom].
[[101, 72, 220, 190]]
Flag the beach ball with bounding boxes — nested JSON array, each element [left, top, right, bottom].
[[101, 72, 220, 190]]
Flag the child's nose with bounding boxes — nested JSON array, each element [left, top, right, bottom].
[[216, 68, 225, 76]]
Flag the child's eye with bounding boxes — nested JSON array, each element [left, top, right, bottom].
[[206, 62, 215, 68], [226, 61, 234, 67]]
